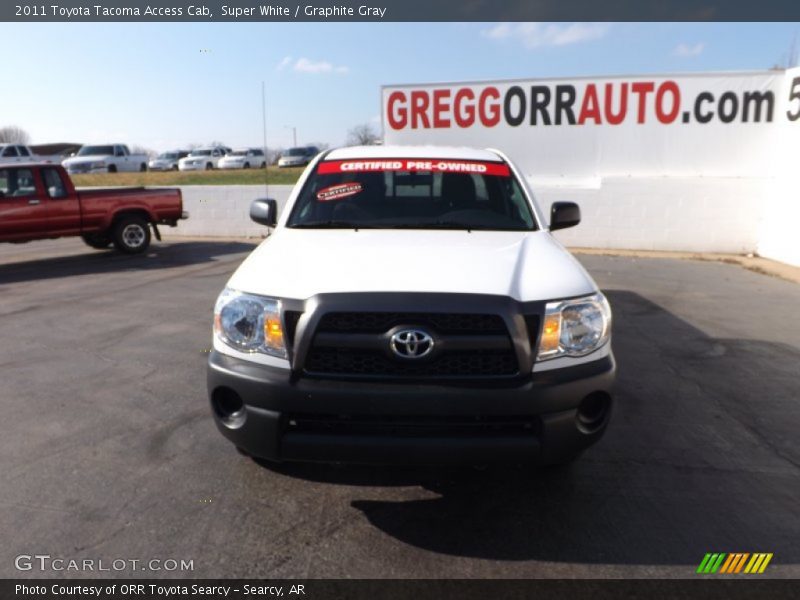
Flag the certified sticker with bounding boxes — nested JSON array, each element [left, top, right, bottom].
[[316, 182, 364, 201]]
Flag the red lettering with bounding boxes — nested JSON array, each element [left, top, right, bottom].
[[578, 84, 602, 125], [410, 91, 431, 129], [479, 86, 501, 127], [432, 89, 451, 128], [632, 82, 654, 123], [386, 92, 407, 130], [454, 88, 475, 128], [655, 81, 681, 124], [604, 83, 628, 125]]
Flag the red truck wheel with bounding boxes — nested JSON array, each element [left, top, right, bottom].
[[113, 215, 151, 254]]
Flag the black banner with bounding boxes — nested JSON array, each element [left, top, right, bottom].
[[4, 0, 800, 22], [4, 579, 800, 600]]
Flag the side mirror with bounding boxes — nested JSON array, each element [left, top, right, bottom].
[[250, 198, 278, 227], [550, 201, 581, 231]]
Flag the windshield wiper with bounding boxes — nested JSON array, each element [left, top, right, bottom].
[[289, 221, 376, 230]]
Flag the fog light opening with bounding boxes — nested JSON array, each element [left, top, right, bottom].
[[577, 392, 611, 433], [212, 387, 245, 427]]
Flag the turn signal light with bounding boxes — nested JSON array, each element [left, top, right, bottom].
[[265, 317, 283, 348], [538, 313, 562, 358]]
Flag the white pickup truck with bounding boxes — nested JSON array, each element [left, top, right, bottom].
[[0, 144, 38, 165], [62, 144, 149, 174], [207, 145, 616, 467]]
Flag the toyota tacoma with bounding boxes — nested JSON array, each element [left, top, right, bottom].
[[208, 146, 615, 465]]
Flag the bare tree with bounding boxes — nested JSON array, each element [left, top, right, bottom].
[[345, 124, 380, 146], [130, 145, 156, 157], [0, 125, 31, 145]]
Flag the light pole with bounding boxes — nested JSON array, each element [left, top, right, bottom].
[[285, 125, 297, 147]]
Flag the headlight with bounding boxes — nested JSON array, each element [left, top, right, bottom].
[[213, 288, 286, 358], [537, 292, 611, 361]]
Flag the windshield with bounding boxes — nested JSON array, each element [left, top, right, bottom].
[[189, 150, 211, 157], [283, 148, 309, 157], [286, 158, 537, 231], [158, 153, 178, 159], [78, 145, 114, 156]]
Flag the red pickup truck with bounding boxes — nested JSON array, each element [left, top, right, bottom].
[[0, 163, 186, 254]]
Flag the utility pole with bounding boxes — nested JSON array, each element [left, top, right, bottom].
[[285, 125, 297, 147], [262, 81, 268, 194]]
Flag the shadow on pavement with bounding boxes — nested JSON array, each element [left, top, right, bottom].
[[256, 290, 800, 566], [0, 240, 256, 285]]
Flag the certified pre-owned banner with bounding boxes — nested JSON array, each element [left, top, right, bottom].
[[382, 69, 800, 179]]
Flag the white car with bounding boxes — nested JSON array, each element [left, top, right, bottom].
[[62, 144, 148, 174], [277, 146, 319, 168], [0, 144, 38, 165], [149, 151, 189, 171], [178, 147, 229, 171], [207, 145, 616, 467], [218, 148, 267, 170]]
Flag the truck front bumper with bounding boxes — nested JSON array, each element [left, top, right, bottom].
[[207, 350, 615, 466]]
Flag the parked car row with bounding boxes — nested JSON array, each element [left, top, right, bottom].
[[1, 142, 321, 174]]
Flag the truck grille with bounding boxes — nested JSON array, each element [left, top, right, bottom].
[[315, 312, 507, 334], [305, 348, 517, 377], [303, 311, 520, 379]]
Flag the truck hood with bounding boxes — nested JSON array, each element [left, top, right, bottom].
[[227, 229, 597, 302]]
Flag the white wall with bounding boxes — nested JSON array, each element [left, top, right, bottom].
[[540, 176, 766, 254], [755, 176, 800, 267], [164, 180, 797, 266], [170, 185, 294, 238]]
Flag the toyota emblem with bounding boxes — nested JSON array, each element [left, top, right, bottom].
[[390, 329, 434, 359]]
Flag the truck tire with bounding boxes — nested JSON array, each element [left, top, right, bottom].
[[140, 163, 147, 172], [108, 165, 117, 173], [112, 215, 151, 254], [205, 162, 213, 170], [243, 162, 250, 169], [81, 233, 112, 249]]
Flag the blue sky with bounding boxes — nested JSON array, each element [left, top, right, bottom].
[[2, 22, 798, 150]]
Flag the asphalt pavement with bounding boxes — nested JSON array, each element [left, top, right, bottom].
[[1, 238, 798, 579]]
